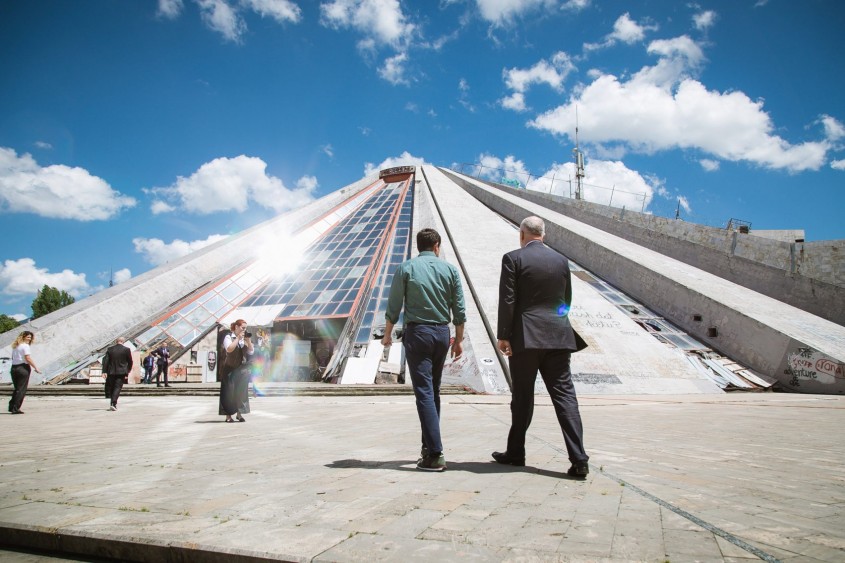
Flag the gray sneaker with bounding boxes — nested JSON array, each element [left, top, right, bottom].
[[416, 453, 446, 472]]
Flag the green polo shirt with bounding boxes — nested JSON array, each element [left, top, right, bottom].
[[385, 251, 466, 326]]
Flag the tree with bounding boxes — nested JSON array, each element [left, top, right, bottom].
[[0, 314, 20, 334], [31, 285, 75, 319]]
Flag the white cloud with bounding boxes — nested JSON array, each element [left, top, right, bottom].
[[133, 234, 230, 266], [364, 152, 430, 176], [158, 0, 184, 18], [0, 258, 90, 298], [321, 144, 335, 158], [584, 12, 657, 52], [561, 0, 590, 10], [112, 268, 132, 284], [820, 114, 845, 141], [529, 37, 831, 172], [699, 159, 720, 172], [379, 52, 410, 85], [693, 10, 717, 31], [500, 51, 575, 111], [475, 0, 560, 25], [34, 141, 53, 150], [0, 147, 136, 221], [241, 0, 302, 23], [320, 0, 416, 49], [152, 155, 316, 215], [296, 175, 319, 191], [11, 313, 26, 322], [458, 78, 476, 112], [831, 160, 845, 171], [151, 200, 176, 214], [196, 0, 246, 42], [677, 195, 691, 213], [474, 153, 656, 211]]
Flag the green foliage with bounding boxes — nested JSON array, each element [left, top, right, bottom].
[[0, 314, 20, 334], [31, 285, 75, 319]]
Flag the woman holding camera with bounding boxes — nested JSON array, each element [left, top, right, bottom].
[[219, 319, 253, 422]]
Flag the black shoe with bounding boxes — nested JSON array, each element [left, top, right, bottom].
[[567, 463, 589, 479], [492, 451, 525, 466], [164, 384, 171, 387]]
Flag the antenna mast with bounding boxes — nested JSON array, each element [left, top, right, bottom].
[[572, 106, 585, 200]]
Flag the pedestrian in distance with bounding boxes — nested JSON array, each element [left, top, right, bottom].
[[153, 344, 170, 387], [382, 228, 466, 472], [494, 216, 590, 478], [219, 320, 253, 423], [102, 337, 133, 411], [8, 331, 41, 414], [142, 352, 155, 384]]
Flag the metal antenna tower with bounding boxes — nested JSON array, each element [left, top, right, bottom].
[[572, 106, 585, 200]]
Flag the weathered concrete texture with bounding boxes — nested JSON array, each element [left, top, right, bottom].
[[423, 166, 721, 395], [1, 394, 844, 562], [0, 173, 380, 384], [444, 169, 845, 394], [456, 172, 844, 325]]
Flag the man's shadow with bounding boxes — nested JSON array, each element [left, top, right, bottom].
[[325, 459, 575, 479]]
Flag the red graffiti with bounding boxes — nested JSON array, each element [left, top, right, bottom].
[[815, 359, 845, 378]]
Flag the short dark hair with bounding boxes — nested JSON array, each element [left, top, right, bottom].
[[416, 228, 441, 252]]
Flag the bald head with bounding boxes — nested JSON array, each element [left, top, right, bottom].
[[519, 216, 545, 247]]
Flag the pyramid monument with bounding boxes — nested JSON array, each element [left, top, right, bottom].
[[2, 165, 843, 395]]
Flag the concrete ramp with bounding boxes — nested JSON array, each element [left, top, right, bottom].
[[442, 167, 845, 395], [422, 166, 723, 395]]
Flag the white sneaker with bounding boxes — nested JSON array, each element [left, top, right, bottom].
[[108, 405, 116, 411]]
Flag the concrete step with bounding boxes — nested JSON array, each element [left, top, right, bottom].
[[0, 382, 479, 397]]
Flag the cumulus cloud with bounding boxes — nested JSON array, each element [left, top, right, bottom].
[[474, 153, 656, 211], [241, 0, 302, 23], [699, 159, 720, 172], [165, 0, 300, 42], [157, 0, 184, 18], [320, 0, 415, 49], [133, 234, 230, 266], [0, 258, 90, 298], [693, 10, 717, 31], [529, 36, 832, 172], [820, 114, 845, 141], [364, 151, 430, 176], [151, 155, 317, 215], [0, 147, 136, 221], [379, 52, 410, 85], [584, 12, 657, 52], [475, 0, 562, 25], [500, 52, 575, 112], [112, 268, 132, 284], [831, 160, 845, 171]]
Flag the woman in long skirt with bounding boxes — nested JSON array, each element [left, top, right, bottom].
[[219, 320, 253, 422]]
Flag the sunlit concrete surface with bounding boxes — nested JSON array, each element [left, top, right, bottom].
[[1, 393, 844, 562]]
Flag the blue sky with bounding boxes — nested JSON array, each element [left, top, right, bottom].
[[1, 0, 843, 319]]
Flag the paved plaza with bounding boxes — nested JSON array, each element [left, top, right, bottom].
[[1, 390, 844, 562]]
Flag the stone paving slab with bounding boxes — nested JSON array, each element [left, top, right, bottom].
[[1, 393, 844, 562]]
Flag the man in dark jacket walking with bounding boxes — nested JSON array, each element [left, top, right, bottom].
[[103, 337, 133, 411], [494, 216, 590, 478]]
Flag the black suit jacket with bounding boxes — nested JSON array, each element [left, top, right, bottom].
[[103, 343, 133, 376], [497, 240, 587, 353]]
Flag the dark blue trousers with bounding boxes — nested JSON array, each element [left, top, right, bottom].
[[507, 349, 589, 464], [403, 324, 450, 455]]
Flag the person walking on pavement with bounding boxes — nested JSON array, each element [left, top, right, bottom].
[[9, 331, 41, 414], [219, 320, 253, 423], [102, 337, 133, 411], [382, 228, 466, 472], [494, 216, 590, 478]]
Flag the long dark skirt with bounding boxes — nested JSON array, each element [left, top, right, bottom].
[[218, 368, 238, 416], [233, 366, 251, 415]]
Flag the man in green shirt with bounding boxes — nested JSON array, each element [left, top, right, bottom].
[[383, 228, 466, 471]]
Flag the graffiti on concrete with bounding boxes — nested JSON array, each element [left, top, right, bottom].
[[782, 345, 845, 390]]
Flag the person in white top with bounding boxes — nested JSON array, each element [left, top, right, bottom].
[[9, 331, 41, 414]]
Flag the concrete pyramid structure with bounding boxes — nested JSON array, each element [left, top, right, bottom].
[[2, 165, 843, 395]]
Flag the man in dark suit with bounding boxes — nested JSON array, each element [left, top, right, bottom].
[[102, 337, 133, 411], [494, 216, 590, 478], [153, 344, 170, 387]]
